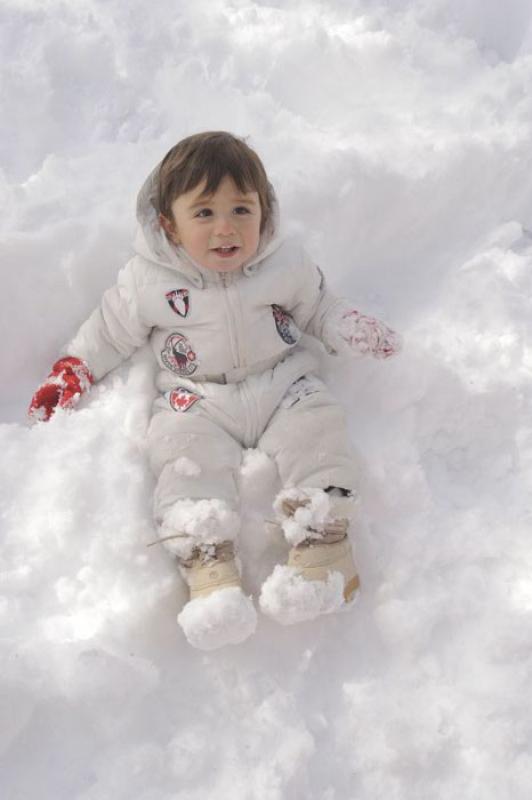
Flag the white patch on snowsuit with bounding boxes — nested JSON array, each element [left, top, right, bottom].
[[280, 375, 323, 409]]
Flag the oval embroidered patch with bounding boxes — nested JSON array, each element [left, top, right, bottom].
[[161, 333, 198, 376]]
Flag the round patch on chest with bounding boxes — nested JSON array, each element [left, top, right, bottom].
[[161, 333, 198, 376]]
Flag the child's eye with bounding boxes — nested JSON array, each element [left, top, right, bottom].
[[195, 208, 212, 218], [234, 206, 251, 215]]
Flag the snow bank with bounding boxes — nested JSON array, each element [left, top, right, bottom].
[[2, 1, 532, 797]]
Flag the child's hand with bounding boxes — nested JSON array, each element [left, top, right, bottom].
[[28, 356, 94, 423], [324, 307, 402, 359]]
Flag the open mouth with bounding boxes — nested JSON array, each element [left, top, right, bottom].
[[212, 245, 240, 257]]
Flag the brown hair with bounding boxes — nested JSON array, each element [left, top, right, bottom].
[[157, 131, 274, 234]]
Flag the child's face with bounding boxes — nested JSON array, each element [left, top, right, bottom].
[[162, 175, 262, 272]]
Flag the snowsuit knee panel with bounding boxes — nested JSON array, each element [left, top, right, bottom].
[[258, 376, 359, 492]]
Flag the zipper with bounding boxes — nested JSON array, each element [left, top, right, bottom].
[[219, 271, 257, 444], [219, 271, 246, 370]]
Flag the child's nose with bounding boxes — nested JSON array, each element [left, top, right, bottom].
[[214, 215, 236, 236]]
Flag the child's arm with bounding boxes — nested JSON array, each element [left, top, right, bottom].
[[288, 246, 401, 359], [28, 260, 151, 422]]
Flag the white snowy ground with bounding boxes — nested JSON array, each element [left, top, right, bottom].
[[2, 0, 532, 797]]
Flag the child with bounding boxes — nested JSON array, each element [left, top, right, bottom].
[[29, 131, 401, 651]]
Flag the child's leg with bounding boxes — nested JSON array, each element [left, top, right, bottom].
[[257, 374, 358, 492], [257, 375, 360, 624], [147, 404, 256, 649], [148, 406, 242, 559]]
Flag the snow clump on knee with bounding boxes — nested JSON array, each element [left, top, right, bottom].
[[159, 498, 239, 559], [172, 457, 201, 477]]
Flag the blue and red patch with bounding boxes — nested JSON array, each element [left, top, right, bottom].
[[272, 304, 301, 345]]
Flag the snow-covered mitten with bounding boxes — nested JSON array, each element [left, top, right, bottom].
[[177, 542, 257, 651], [259, 488, 360, 625], [28, 356, 94, 422], [323, 304, 401, 359]]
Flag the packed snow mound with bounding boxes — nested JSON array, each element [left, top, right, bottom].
[[2, 1, 532, 798]]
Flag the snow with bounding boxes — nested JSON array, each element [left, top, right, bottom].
[[177, 586, 258, 651], [158, 497, 241, 559], [272, 486, 356, 545], [259, 564, 347, 624], [2, 0, 532, 797]]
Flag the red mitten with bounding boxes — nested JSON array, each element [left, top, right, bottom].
[[28, 356, 94, 422]]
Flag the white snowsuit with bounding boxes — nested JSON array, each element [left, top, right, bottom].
[[67, 165, 358, 559]]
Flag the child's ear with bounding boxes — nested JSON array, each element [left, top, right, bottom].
[[159, 213, 180, 244]]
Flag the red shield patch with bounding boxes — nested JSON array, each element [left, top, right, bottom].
[[168, 387, 201, 412], [166, 289, 190, 317]]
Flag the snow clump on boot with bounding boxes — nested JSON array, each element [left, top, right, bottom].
[[273, 487, 356, 546], [158, 498, 239, 560], [259, 565, 345, 625], [178, 587, 257, 650]]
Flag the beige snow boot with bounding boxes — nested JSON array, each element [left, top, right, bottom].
[[177, 540, 258, 650], [281, 493, 360, 603], [287, 536, 360, 602], [259, 489, 360, 625], [179, 541, 242, 600]]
